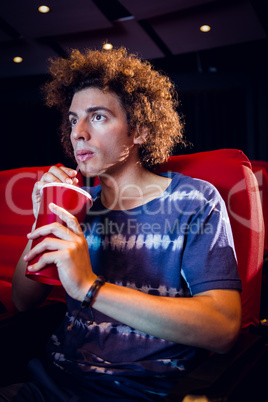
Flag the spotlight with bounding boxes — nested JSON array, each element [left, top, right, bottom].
[[103, 43, 113, 50], [13, 56, 23, 63], [38, 5, 50, 13], [200, 25, 211, 32]]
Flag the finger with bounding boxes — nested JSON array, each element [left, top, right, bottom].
[[40, 172, 63, 184], [39, 173, 79, 187], [72, 177, 79, 186], [32, 181, 46, 218], [47, 166, 78, 184], [49, 203, 83, 235], [32, 181, 52, 206], [58, 165, 78, 178], [27, 249, 63, 272], [27, 221, 74, 243], [33, 181, 47, 196], [24, 236, 65, 262], [28, 203, 82, 239]]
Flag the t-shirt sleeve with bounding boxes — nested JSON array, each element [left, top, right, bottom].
[[180, 182, 242, 295]]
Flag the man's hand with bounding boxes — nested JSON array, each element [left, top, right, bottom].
[[32, 166, 78, 219], [24, 203, 96, 301]]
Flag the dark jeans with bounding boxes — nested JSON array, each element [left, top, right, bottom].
[[0, 359, 169, 401]]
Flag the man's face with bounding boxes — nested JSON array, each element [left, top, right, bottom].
[[69, 87, 137, 178]]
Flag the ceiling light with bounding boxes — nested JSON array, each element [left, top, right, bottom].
[[38, 5, 50, 13], [103, 43, 113, 51], [200, 25, 211, 32], [13, 56, 23, 63]]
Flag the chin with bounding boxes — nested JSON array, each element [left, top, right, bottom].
[[79, 164, 101, 178], [81, 169, 98, 178]]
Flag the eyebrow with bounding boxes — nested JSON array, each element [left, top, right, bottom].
[[68, 106, 113, 117]]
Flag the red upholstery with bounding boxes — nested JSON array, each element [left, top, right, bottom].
[[250, 160, 268, 173], [250, 161, 268, 256], [0, 165, 66, 316], [156, 149, 264, 328]]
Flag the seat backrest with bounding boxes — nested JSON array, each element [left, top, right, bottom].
[[0, 165, 66, 311], [250, 160, 268, 173], [250, 160, 268, 256], [0, 166, 50, 283], [157, 149, 264, 329]]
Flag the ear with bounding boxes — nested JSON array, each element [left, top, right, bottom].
[[133, 127, 148, 145]]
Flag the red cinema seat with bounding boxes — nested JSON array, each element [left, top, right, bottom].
[[0, 165, 66, 315], [156, 149, 264, 329]]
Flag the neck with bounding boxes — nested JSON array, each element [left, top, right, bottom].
[[99, 161, 154, 210], [98, 160, 172, 211]]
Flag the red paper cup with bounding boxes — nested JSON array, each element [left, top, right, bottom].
[[25, 183, 93, 285]]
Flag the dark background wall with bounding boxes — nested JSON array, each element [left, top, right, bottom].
[[1, 38, 267, 172]]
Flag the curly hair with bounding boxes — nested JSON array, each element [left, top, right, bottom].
[[43, 47, 186, 169]]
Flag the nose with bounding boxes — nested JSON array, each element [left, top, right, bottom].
[[72, 118, 91, 141]]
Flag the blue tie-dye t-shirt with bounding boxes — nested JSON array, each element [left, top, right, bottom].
[[47, 173, 241, 383]]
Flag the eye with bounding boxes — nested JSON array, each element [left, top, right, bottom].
[[69, 117, 78, 127], [92, 113, 106, 122]]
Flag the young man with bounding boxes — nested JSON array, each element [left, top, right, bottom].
[[6, 48, 241, 401]]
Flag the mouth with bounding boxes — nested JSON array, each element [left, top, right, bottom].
[[76, 149, 95, 162]]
